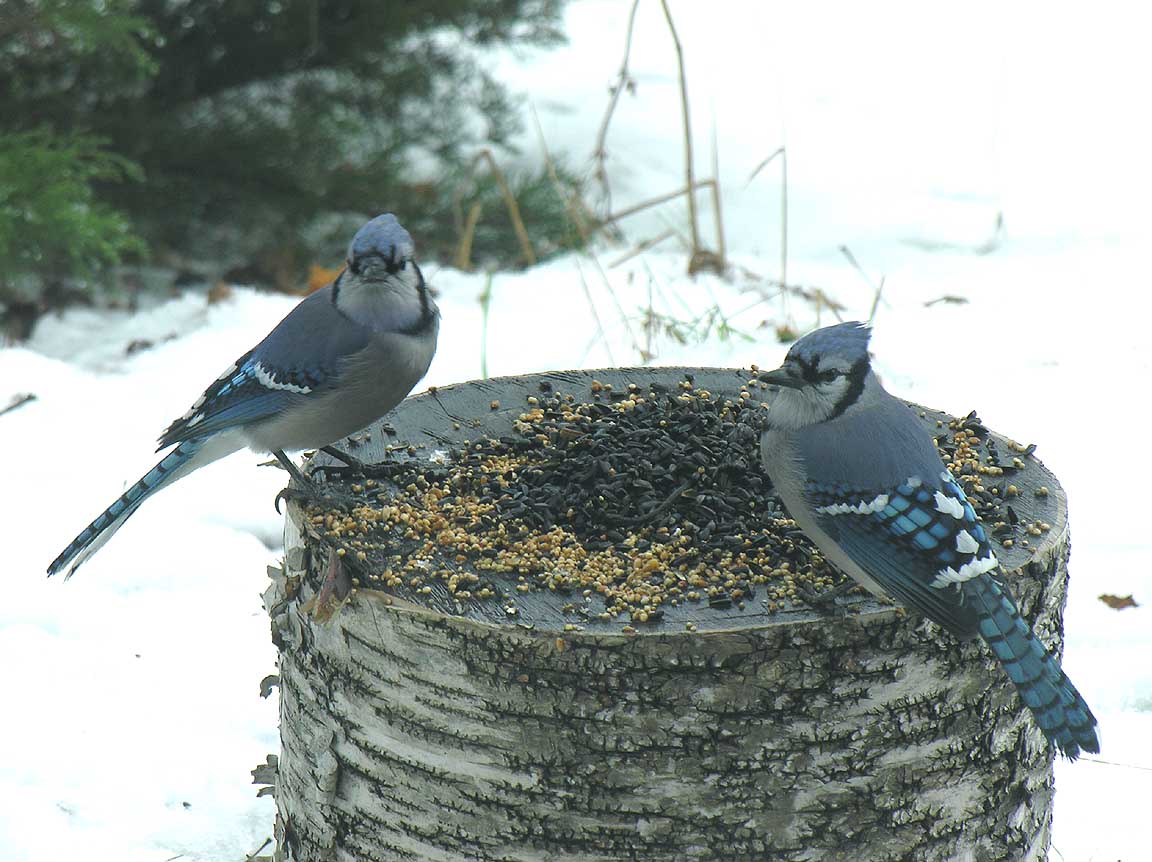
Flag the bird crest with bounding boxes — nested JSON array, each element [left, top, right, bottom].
[[786, 320, 872, 367]]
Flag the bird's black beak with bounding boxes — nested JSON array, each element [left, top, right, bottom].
[[758, 366, 805, 390], [349, 249, 406, 277]]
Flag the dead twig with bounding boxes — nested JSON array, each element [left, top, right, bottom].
[[659, 0, 702, 259], [924, 295, 970, 308], [245, 835, 274, 860], [608, 230, 677, 268], [746, 146, 785, 185], [602, 180, 714, 225], [0, 393, 36, 418], [593, 0, 642, 209], [868, 276, 886, 323], [600, 178, 725, 275]]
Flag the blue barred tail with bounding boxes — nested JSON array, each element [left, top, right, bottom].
[[965, 576, 1099, 759], [47, 440, 206, 579]]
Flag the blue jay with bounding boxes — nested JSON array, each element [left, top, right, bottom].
[[759, 321, 1099, 759], [48, 213, 439, 578]]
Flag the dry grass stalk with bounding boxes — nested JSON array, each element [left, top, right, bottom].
[[572, 257, 616, 366], [710, 124, 727, 269], [588, 1, 730, 274], [451, 149, 538, 270], [868, 277, 887, 324], [475, 150, 537, 267], [600, 178, 725, 275], [531, 107, 599, 245], [838, 245, 887, 323], [478, 271, 494, 378], [585, 250, 644, 358], [659, 0, 701, 258], [454, 202, 483, 271], [746, 145, 789, 315], [608, 229, 677, 268], [602, 180, 712, 225]]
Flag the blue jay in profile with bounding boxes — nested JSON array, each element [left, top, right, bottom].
[[48, 213, 439, 579], [759, 321, 1099, 759]]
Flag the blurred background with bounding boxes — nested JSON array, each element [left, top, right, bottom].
[[2, 1, 1149, 860], [2, 0, 1149, 340], [0, 0, 578, 334]]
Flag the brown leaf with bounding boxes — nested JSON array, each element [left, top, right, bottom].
[[308, 264, 344, 294], [1098, 593, 1139, 610], [208, 281, 233, 304]]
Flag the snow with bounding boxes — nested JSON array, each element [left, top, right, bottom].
[[3, 1, 1151, 859]]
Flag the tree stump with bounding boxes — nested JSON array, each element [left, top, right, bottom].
[[263, 367, 1072, 862]]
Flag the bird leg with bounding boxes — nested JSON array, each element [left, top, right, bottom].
[[273, 450, 312, 486]]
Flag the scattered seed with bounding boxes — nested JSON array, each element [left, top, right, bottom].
[[301, 392, 1050, 630]]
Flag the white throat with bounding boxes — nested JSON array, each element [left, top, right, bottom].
[[765, 369, 879, 431], [337, 269, 427, 333]]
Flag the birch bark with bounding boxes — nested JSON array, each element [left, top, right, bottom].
[[263, 368, 1070, 862]]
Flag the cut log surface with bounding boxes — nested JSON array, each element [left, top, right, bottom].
[[266, 367, 1072, 862]]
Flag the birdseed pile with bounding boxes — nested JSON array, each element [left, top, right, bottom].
[[300, 377, 1047, 628]]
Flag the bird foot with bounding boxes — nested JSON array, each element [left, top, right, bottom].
[[274, 480, 358, 515], [318, 446, 369, 472], [298, 446, 368, 483], [307, 446, 409, 482], [793, 579, 857, 616]]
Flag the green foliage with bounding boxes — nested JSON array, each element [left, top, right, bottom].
[[0, 1, 156, 135], [0, 1, 152, 304], [0, 0, 571, 291], [0, 131, 145, 286]]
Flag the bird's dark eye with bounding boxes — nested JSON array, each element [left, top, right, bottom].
[[818, 369, 840, 383]]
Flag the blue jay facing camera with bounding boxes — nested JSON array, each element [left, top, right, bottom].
[[48, 213, 439, 579], [759, 321, 1098, 759]]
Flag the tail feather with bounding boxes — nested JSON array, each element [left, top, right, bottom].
[[965, 575, 1099, 759], [47, 433, 242, 578]]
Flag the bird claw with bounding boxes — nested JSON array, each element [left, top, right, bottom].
[[308, 463, 358, 483], [274, 486, 306, 514], [274, 481, 355, 514]]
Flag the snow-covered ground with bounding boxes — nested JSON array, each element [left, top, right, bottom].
[[3, 1, 1150, 859]]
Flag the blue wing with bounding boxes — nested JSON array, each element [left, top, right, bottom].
[[811, 472, 1099, 757], [807, 472, 995, 637], [157, 352, 309, 447], [158, 285, 371, 449]]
